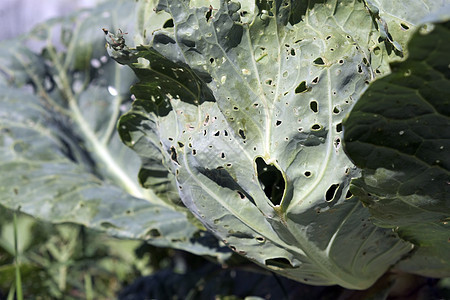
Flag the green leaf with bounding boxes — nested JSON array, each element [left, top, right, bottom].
[[114, 0, 450, 289], [0, 0, 228, 259], [344, 16, 450, 277]]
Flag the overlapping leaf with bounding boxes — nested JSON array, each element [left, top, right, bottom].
[[114, 0, 450, 288], [0, 0, 229, 259], [344, 16, 450, 277]]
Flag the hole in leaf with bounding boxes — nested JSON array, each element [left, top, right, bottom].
[[276, 120, 282, 126], [178, 142, 184, 148], [237, 191, 245, 199], [304, 171, 311, 177], [313, 57, 325, 65], [255, 157, 285, 206], [325, 184, 340, 201], [334, 138, 341, 149], [210, 57, 214, 63], [170, 146, 179, 164], [357, 65, 363, 73], [265, 258, 295, 269], [311, 124, 321, 130], [309, 100, 318, 113], [401, 23, 409, 30], [345, 190, 353, 199], [214, 131, 220, 136], [339, 59, 344, 64], [290, 48, 296, 56], [256, 236, 265, 243], [295, 81, 308, 93], [312, 77, 319, 84], [373, 46, 381, 55], [238, 129, 246, 139], [163, 19, 174, 28], [147, 228, 162, 238], [336, 123, 342, 133], [333, 106, 340, 114]]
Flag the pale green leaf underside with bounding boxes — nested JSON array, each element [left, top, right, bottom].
[[0, 0, 228, 259], [114, 0, 450, 288]]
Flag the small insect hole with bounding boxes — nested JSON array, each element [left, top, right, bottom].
[[170, 146, 179, 164], [309, 101, 318, 113], [357, 65, 363, 73], [276, 120, 282, 126], [345, 190, 353, 199], [238, 129, 246, 139], [304, 171, 311, 177], [312, 77, 319, 84], [334, 138, 341, 149], [311, 124, 321, 130], [313, 57, 325, 65], [256, 236, 265, 243], [333, 106, 340, 114], [336, 123, 343, 133], [295, 81, 308, 93], [163, 19, 174, 28]]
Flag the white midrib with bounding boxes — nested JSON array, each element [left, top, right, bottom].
[[46, 45, 169, 207]]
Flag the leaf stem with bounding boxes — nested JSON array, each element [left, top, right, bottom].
[[45, 39, 165, 204], [101, 63, 124, 145], [13, 212, 23, 300]]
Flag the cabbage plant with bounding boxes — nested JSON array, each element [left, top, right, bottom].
[[109, 0, 449, 289], [0, 0, 448, 292]]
